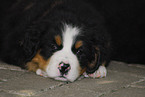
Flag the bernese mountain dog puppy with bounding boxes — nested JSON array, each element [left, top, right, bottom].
[[0, 0, 112, 82], [1, 0, 145, 82]]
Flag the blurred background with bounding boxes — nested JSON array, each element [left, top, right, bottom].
[[86, 0, 145, 64]]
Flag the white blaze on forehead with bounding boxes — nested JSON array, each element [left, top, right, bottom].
[[62, 24, 80, 51]]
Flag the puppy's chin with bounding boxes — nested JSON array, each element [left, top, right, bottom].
[[45, 68, 80, 82], [54, 77, 68, 82], [53, 73, 80, 82], [54, 75, 79, 82]]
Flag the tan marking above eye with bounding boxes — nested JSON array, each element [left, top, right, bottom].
[[55, 35, 62, 46], [75, 41, 83, 49]]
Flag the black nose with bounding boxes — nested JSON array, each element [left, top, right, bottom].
[[58, 62, 71, 76]]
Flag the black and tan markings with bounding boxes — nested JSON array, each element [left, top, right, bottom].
[[26, 35, 62, 72], [75, 40, 83, 49], [26, 50, 49, 72]]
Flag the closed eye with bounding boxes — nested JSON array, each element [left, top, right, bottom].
[[51, 44, 58, 50], [50, 42, 63, 51], [76, 48, 83, 55]]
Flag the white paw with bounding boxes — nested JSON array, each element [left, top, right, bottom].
[[84, 66, 107, 78], [36, 69, 48, 77]]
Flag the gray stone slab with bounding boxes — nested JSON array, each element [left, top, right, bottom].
[[0, 61, 25, 72], [0, 70, 25, 80], [108, 61, 145, 77], [130, 80, 145, 89], [104, 88, 145, 97], [0, 91, 19, 97], [0, 71, 65, 96], [36, 82, 98, 97], [0, 61, 27, 84]]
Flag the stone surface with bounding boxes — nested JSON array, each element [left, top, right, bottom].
[[105, 88, 145, 97], [0, 61, 145, 97]]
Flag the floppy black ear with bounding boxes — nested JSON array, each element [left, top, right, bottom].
[[0, 26, 40, 68], [21, 20, 53, 63], [20, 28, 40, 63], [86, 47, 101, 74]]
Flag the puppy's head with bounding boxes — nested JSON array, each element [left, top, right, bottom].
[[38, 24, 100, 82]]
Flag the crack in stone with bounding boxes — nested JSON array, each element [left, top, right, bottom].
[[99, 77, 145, 97], [34, 82, 69, 96], [0, 78, 7, 84], [1, 89, 37, 96], [125, 77, 145, 88], [0, 66, 27, 72], [0, 82, 68, 96]]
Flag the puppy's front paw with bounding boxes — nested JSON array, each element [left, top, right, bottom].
[[87, 66, 107, 78], [36, 69, 48, 77]]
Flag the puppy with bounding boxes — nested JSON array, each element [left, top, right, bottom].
[[0, 0, 111, 82]]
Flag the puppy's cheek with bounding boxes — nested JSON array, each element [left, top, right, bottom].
[[66, 65, 82, 82], [44, 55, 62, 78]]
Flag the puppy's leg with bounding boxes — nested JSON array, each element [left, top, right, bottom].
[[26, 50, 48, 77], [88, 66, 107, 78], [36, 69, 48, 77], [83, 64, 107, 78]]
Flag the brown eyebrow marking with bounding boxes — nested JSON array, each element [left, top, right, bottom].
[[55, 35, 62, 46], [75, 41, 83, 49]]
